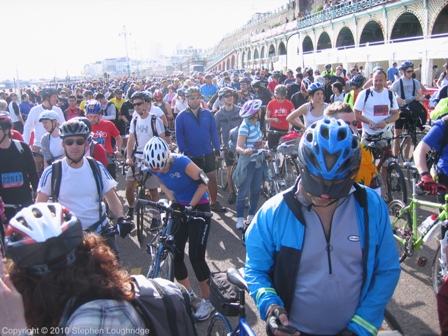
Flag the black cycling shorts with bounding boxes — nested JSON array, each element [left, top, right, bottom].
[[190, 152, 216, 173]]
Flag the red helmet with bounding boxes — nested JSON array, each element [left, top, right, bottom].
[[154, 90, 163, 101]]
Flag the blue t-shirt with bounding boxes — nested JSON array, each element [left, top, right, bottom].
[[200, 84, 218, 103], [387, 67, 398, 82], [152, 154, 209, 204], [422, 119, 448, 176]]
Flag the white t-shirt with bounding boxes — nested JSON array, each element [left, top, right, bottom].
[[49, 135, 65, 159], [8, 101, 21, 122], [353, 88, 399, 135], [38, 158, 116, 230], [129, 114, 165, 159], [23, 105, 65, 147]]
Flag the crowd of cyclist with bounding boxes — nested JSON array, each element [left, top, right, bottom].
[[2, 60, 448, 335]]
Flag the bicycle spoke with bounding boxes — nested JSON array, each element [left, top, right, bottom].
[[387, 162, 407, 204]]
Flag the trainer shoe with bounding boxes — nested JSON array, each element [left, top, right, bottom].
[[188, 288, 197, 303], [236, 217, 244, 230], [126, 207, 134, 219], [211, 201, 227, 212], [194, 299, 215, 321], [247, 215, 254, 223], [227, 192, 236, 204]]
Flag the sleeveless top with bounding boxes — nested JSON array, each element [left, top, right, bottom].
[[304, 102, 328, 127]]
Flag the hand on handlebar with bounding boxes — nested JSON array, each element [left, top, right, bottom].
[[266, 304, 300, 336], [117, 217, 135, 238], [421, 173, 438, 196]]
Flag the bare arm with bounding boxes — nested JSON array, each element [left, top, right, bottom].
[[36, 192, 50, 203], [286, 104, 307, 131], [104, 188, 124, 218], [126, 133, 136, 166], [184, 162, 208, 207], [414, 141, 432, 174]]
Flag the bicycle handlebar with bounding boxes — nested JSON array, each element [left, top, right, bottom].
[[136, 199, 213, 218], [416, 181, 448, 194]]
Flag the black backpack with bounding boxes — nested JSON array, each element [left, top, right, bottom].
[[59, 276, 198, 336]]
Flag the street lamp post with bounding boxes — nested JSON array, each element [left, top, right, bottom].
[[119, 26, 131, 77], [285, 31, 301, 70]]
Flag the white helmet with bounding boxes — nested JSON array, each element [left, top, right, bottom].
[[143, 137, 171, 171], [39, 110, 59, 122], [5, 203, 83, 270]]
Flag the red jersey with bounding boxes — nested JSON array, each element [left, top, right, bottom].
[[268, 80, 280, 93], [91, 119, 120, 155], [267, 99, 295, 130], [64, 107, 84, 120]]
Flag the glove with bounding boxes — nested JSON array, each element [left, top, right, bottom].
[[421, 173, 438, 196], [266, 304, 298, 336], [170, 200, 182, 212], [117, 217, 134, 238]]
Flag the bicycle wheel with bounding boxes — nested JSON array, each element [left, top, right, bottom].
[[432, 245, 446, 293], [379, 308, 404, 334], [387, 162, 407, 204], [217, 159, 228, 191], [207, 313, 233, 336], [388, 200, 410, 263], [283, 156, 300, 189], [156, 248, 175, 282]]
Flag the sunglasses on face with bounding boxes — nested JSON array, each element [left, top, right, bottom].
[[64, 138, 86, 146], [345, 120, 358, 127], [132, 102, 144, 107], [223, 94, 233, 98], [189, 96, 201, 101], [406, 70, 414, 73]]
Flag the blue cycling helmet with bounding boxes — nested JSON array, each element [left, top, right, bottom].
[[350, 74, 366, 89], [399, 61, 414, 70], [297, 118, 361, 199], [85, 100, 102, 115], [307, 82, 324, 95]]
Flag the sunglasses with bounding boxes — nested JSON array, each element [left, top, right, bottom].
[[189, 96, 201, 101], [345, 120, 358, 127], [406, 70, 414, 73], [64, 138, 86, 146], [223, 94, 233, 98], [132, 102, 144, 107]]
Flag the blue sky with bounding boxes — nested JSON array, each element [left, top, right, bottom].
[[0, 0, 288, 80]]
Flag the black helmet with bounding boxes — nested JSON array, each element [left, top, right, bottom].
[[59, 119, 90, 139], [0, 113, 13, 130], [251, 79, 262, 88], [39, 88, 58, 101], [131, 91, 151, 103], [73, 117, 92, 132], [218, 87, 235, 99], [399, 61, 414, 70], [350, 74, 366, 89]]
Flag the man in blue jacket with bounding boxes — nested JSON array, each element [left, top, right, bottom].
[[175, 87, 226, 212], [245, 118, 400, 336]]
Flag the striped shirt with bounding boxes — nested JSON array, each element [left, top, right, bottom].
[[238, 118, 262, 150]]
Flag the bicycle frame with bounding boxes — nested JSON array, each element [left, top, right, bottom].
[[149, 213, 176, 279]]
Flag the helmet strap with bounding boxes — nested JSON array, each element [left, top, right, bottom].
[[0, 131, 9, 145], [65, 150, 85, 166]]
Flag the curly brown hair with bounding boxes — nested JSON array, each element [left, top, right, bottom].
[[6, 233, 134, 329]]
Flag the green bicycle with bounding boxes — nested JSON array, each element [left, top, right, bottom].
[[388, 162, 448, 292]]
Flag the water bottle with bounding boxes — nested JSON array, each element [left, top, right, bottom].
[[419, 214, 438, 236]]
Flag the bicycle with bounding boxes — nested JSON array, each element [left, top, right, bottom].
[[132, 161, 156, 245], [365, 133, 407, 204], [388, 162, 448, 292], [136, 199, 212, 281], [216, 146, 230, 191], [396, 119, 428, 164], [207, 268, 403, 335]]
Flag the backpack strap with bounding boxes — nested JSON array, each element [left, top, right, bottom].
[[175, 283, 198, 336], [399, 79, 405, 100], [363, 88, 372, 107], [151, 114, 159, 137], [86, 157, 104, 223], [388, 89, 394, 108], [51, 160, 62, 202], [12, 140, 24, 154], [89, 141, 97, 158]]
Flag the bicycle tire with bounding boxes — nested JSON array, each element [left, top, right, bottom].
[[207, 312, 233, 336], [380, 308, 404, 334], [282, 156, 300, 189], [387, 162, 408, 204], [155, 249, 175, 282], [217, 159, 228, 191], [388, 200, 410, 263], [135, 202, 144, 245], [432, 245, 445, 293]]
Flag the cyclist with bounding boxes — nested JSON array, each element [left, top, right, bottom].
[[354, 69, 399, 196], [153, 89, 174, 125], [391, 61, 425, 158], [245, 117, 401, 336], [265, 85, 295, 149], [0, 113, 37, 222], [214, 87, 242, 204], [233, 100, 264, 230], [125, 91, 166, 219], [143, 137, 214, 321], [85, 100, 122, 180], [251, 79, 273, 136], [0, 203, 146, 333], [236, 77, 253, 107], [286, 82, 328, 131], [39, 110, 64, 168], [175, 87, 226, 212], [23, 88, 66, 176], [36, 119, 132, 256]]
